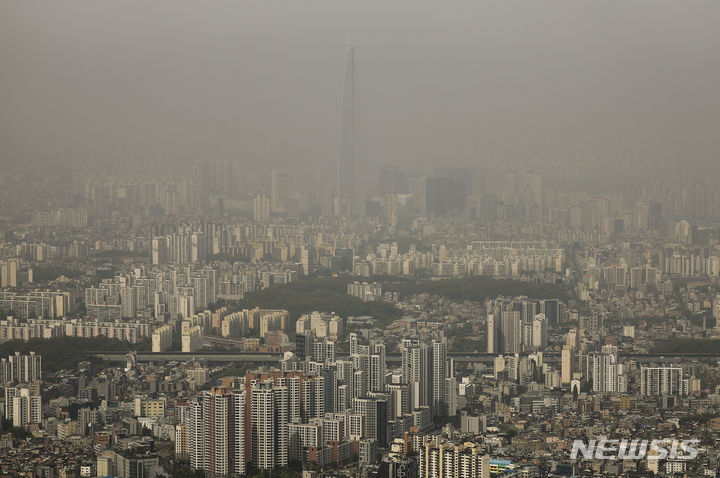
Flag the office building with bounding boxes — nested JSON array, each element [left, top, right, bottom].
[[271, 170, 290, 213]]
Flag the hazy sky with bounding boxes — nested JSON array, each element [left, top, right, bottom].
[[1, 1, 719, 175]]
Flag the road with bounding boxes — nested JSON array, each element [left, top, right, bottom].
[[89, 351, 720, 365]]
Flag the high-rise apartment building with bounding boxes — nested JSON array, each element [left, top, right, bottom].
[[187, 387, 246, 478], [5, 386, 42, 428], [531, 314, 547, 349], [561, 346, 574, 386], [253, 195, 270, 222], [432, 339, 448, 417], [353, 396, 388, 446], [591, 345, 626, 394], [3, 352, 42, 384], [640, 366, 683, 396], [419, 441, 490, 478], [401, 339, 432, 411], [251, 381, 289, 470], [486, 312, 500, 354]]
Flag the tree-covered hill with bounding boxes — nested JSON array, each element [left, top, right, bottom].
[[383, 276, 568, 302], [0, 336, 149, 372], [233, 277, 403, 326]]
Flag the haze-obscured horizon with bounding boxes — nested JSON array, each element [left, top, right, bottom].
[[1, 0, 719, 179]]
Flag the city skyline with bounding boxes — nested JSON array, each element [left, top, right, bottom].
[[2, 2, 720, 477]]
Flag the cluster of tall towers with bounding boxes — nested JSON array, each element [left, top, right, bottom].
[[487, 299, 560, 354], [400, 338, 454, 417], [179, 331, 456, 477]]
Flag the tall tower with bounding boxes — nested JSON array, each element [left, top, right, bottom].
[[337, 36, 359, 216], [271, 170, 290, 213], [202, 387, 232, 478], [187, 387, 246, 477], [251, 381, 289, 470], [401, 339, 431, 410], [432, 339, 448, 417]]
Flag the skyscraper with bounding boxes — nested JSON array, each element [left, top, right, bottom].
[[202, 387, 232, 478], [401, 339, 432, 410], [353, 396, 388, 446], [532, 314, 547, 349], [486, 312, 501, 354], [591, 345, 626, 394], [337, 36, 360, 216], [425, 177, 467, 216], [561, 346, 574, 385], [251, 381, 289, 470], [188, 386, 246, 478], [369, 343, 386, 393], [253, 195, 270, 221], [502, 308, 522, 354], [189, 402, 204, 471], [432, 339, 448, 417], [271, 170, 290, 213]]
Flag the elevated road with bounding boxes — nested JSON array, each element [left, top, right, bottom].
[[89, 351, 718, 365], [89, 351, 282, 363]]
